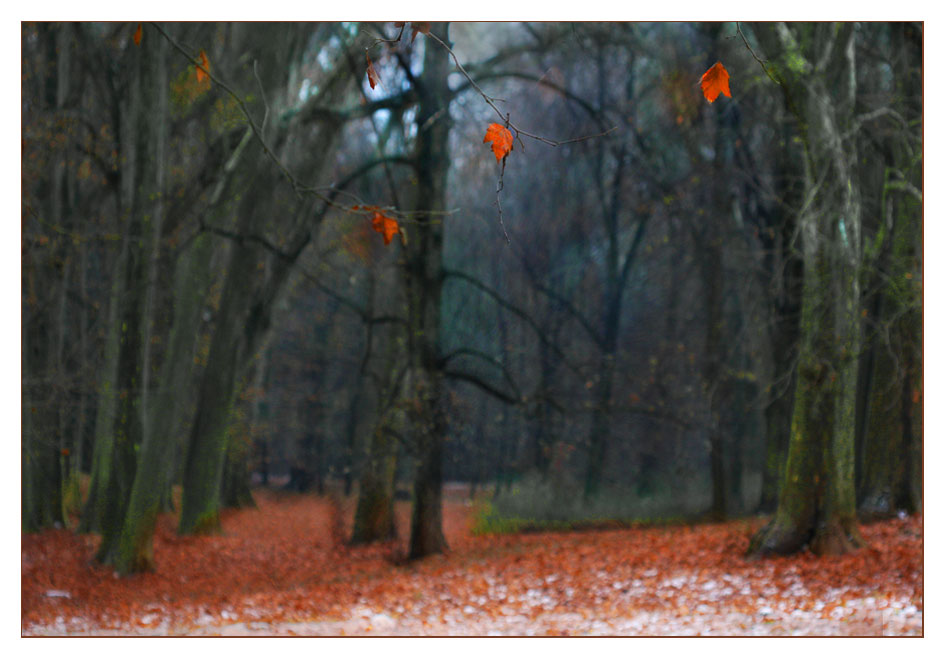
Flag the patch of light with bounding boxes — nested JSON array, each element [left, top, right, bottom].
[[373, 108, 391, 126]]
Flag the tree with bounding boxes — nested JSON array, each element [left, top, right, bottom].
[[748, 22, 868, 556], [402, 22, 453, 559]]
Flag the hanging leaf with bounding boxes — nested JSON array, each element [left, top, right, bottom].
[[196, 50, 210, 84], [483, 123, 513, 162], [133, 23, 142, 46], [371, 211, 400, 245], [700, 61, 731, 103], [366, 53, 381, 90]]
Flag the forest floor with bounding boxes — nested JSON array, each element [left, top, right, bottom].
[[22, 486, 923, 636]]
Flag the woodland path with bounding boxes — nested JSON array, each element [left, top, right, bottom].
[[22, 488, 922, 636]]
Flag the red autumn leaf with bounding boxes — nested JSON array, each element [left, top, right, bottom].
[[371, 211, 400, 245], [700, 61, 731, 103], [366, 53, 381, 90], [133, 23, 142, 46], [196, 50, 210, 84], [483, 123, 513, 162]]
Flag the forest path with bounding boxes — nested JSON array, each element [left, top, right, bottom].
[[22, 489, 922, 636]]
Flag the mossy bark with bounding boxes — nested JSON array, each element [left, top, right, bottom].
[[178, 31, 347, 534], [114, 234, 213, 573], [95, 28, 169, 564], [749, 22, 864, 558]]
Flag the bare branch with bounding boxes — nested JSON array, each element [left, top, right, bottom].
[[443, 268, 582, 376], [444, 369, 520, 406], [441, 347, 521, 399], [150, 23, 304, 199], [424, 29, 617, 148]]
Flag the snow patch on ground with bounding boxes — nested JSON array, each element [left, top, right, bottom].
[[24, 593, 922, 637]]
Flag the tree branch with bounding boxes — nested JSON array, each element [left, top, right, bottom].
[[443, 268, 581, 375], [443, 369, 520, 406]]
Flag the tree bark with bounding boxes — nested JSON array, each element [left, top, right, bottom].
[[351, 428, 398, 544], [406, 21, 452, 559], [749, 22, 864, 557]]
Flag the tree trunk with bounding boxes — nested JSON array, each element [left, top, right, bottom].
[[351, 428, 398, 544], [95, 28, 167, 563], [406, 21, 452, 559], [178, 36, 347, 532], [749, 23, 864, 558], [113, 233, 213, 572]]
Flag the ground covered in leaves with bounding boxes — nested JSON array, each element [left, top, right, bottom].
[[22, 487, 922, 636]]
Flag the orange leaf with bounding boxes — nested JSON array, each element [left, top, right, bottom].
[[133, 23, 142, 46], [366, 53, 381, 90], [483, 123, 513, 162], [700, 61, 731, 103], [371, 211, 400, 245], [196, 50, 210, 84]]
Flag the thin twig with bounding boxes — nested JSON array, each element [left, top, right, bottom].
[[253, 60, 270, 130], [495, 156, 510, 243], [423, 29, 617, 148], [150, 22, 304, 200], [736, 22, 780, 87]]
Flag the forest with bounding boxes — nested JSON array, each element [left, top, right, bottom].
[[22, 21, 922, 636]]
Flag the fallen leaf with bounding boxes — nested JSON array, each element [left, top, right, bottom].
[[483, 123, 513, 162], [20, 492, 922, 636], [700, 61, 731, 103], [133, 23, 142, 46], [366, 53, 381, 90]]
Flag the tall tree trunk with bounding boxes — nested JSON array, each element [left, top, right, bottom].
[[406, 22, 452, 559], [749, 22, 864, 557], [178, 31, 348, 532], [351, 427, 398, 544], [95, 28, 165, 564], [22, 22, 70, 532], [178, 236, 256, 534], [702, 234, 726, 521], [113, 232, 213, 573], [756, 122, 803, 512]]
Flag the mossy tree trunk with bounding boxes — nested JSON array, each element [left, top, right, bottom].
[[749, 22, 865, 557], [178, 26, 350, 534], [178, 230, 260, 534], [112, 231, 215, 573], [96, 27, 169, 566]]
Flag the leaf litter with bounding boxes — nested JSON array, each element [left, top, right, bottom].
[[22, 488, 922, 635]]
